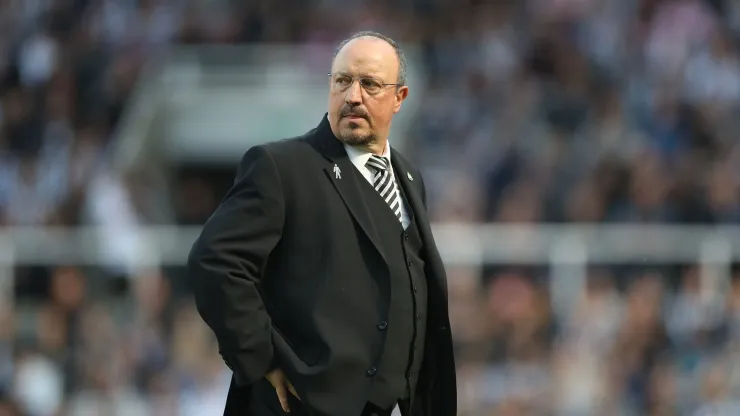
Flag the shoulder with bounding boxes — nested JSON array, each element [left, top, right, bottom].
[[391, 148, 423, 179], [262, 134, 314, 157], [256, 137, 313, 161], [238, 128, 319, 170], [391, 148, 429, 204]]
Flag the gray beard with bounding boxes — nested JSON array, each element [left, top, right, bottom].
[[339, 131, 376, 147]]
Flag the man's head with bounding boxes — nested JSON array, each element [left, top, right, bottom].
[[327, 31, 409, 152]]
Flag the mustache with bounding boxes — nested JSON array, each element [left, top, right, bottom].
[[340, 107, 369, 119]]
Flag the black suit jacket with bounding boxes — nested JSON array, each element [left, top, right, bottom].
[[188, 115, 457, 416]]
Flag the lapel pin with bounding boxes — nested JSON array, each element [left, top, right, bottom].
[[333, 164, 342, 179], [407, 172, 413, 181]]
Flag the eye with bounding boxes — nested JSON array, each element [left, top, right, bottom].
[[335, 76, 352, 88], [361, 79, 382, 93]]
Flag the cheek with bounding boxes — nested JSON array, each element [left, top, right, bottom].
[[367, 104, 393, 125], [328, 95, 342, 113]]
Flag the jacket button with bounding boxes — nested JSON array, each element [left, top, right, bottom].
[[366, 367, 377, 377], [408, 261, 413, 266], [413, 286, 418, 293], [377, 321, 388, 330], [416, 314, 421, 321]]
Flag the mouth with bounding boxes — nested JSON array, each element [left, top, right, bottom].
[[343, 114, 366, 120]]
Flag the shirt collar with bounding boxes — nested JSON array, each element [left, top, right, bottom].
[[344, 142, 391, 169]]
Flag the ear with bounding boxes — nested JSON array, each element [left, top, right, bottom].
[[393, 86, 409, 114]]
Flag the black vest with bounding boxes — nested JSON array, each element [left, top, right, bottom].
[[352, 167, 429, 409]]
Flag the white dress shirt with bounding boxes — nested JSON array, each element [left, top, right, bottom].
[[344, 143, 411, 230]]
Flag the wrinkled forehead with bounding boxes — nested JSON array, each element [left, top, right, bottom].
[[331, 37, 399, 81]]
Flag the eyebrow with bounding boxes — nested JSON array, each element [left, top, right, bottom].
[[334, 71, 383, 80]]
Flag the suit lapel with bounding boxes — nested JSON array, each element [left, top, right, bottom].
[[391, 152, 425, 227], [310, 115, 388, 265]]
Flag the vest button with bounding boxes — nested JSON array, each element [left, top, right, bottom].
[[416, 314, 421, 321], [377, 321, 388, 330], [366, 367, 377, 377], [404, 233, 409, 240]]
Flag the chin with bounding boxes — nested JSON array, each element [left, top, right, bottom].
[[339, 129, 375, 146], [342, 122, 368, 135]]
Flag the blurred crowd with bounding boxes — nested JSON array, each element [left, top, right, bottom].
[[415, 0, 740, 225], [450, 265, 740, 415], [2, 0, 740, 414]]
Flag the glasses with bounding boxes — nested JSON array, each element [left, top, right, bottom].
[[328, 73, 400, 95]]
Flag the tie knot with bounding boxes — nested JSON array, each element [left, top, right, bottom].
[[366, 155, 390, 171]]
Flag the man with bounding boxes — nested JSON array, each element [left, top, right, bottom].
[[188, 31, 456, 416]]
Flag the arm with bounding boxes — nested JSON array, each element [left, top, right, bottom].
[[188, 145, 285, 385], [420, 171, 428, 209]]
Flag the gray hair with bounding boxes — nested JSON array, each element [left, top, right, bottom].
[[332, 31, 407, 87]]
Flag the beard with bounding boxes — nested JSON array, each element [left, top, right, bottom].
[[339, 129, 376, 146], [337, 121, 376, 146], [335, 105, 376, 146]]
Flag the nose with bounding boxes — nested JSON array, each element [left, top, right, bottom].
[[344, 80, 362, 105]]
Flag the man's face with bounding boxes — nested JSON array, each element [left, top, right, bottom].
[[327, 37, 409, 148]]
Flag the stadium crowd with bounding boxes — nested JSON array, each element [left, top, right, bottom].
[[2, 0, 740, 414]]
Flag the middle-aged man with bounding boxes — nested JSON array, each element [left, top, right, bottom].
[[188, 31, 456, 416]]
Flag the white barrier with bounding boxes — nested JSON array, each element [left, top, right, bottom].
[[0, 224, 736, 316]]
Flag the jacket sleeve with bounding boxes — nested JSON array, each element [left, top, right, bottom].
[[188, 145, 285, 385]]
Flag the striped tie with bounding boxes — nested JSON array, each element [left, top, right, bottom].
[[366, 155, 403, 224]]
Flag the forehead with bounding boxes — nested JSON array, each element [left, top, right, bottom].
[[332, 37, 399, 79]]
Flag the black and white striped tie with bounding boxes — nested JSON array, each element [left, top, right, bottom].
[[366, 155, 403, 224]]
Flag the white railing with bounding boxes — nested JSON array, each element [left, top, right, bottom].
[[1, 224, 737, 316]]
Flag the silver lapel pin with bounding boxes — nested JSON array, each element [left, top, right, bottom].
[[333, 164, 342, 179], [407, 172, 413, 181]]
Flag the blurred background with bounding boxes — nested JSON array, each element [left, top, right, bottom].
[[3, 0, 740, 414]]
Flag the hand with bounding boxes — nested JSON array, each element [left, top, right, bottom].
[[265, 368, 300, 412]]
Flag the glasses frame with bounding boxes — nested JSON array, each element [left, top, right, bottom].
[[327, 72, 400, 95]]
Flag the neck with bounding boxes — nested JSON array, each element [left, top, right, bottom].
[[369, 142, 387, 156], [355, 138, 387, 156]]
